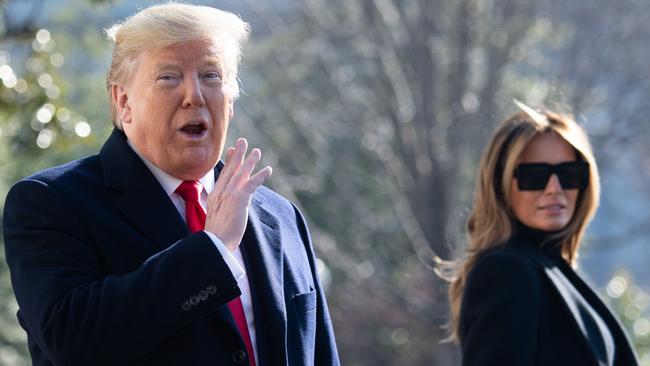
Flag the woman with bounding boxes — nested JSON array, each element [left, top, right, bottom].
[[448, 103, 639, 365]]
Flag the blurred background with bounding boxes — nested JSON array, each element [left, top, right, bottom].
[[1, 0, 649, 364]]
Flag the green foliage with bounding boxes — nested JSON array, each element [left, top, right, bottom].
[[0, 34, 96, 180], [0, 26, 91, 366], [604, 271, 650, 365], [0, 244, 27, 365], [0, 1, 113, 364]]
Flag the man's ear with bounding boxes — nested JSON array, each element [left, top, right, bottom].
[[228, 100, 235, 120], [111, 85, 132, 124]]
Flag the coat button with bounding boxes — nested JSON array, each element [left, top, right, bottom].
[[199, 290, 209, 300], [232, 349, 247, 364], [207, 284, 217, 295], [190, 296, 200, 305], [181, 301, 192, 311]]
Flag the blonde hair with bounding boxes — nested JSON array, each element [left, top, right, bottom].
[[447, 110, 600, 342], [105, 2, 250, 128]]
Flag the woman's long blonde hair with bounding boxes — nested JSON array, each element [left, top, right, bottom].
[[447, 109, 600, 342]]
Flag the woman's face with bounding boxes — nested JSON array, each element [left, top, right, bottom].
[[509, 132, 581, 231]]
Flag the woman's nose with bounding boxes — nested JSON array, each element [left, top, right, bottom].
[[544, 173, 563, 194]]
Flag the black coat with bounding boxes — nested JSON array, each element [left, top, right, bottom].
[[460, 236, 638, 366], [3, 129, 340, 366]]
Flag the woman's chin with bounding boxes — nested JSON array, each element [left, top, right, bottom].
[[532, 219, 569, 232]]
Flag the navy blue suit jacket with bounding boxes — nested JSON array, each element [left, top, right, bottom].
[[3, 129, 340, 366]]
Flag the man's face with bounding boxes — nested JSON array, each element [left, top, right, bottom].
[[114, 39, 232, 180]]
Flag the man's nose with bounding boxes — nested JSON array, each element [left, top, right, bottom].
[[182, 76, 205, 108], [544, 174, 563, 194]]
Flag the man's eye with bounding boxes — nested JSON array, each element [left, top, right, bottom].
[[157, 74, 177, 81], [203, 72, 222, 80]]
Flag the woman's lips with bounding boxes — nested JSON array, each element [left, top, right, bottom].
[[538, 203, 566, 215]]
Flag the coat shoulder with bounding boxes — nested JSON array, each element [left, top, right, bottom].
[[473, 243, 540, 275], [254, 185, 301, 215], [4, 154, 105, 227], [20, 154, 102, 188], [466, 242, 545, 298], [460, 241, 547, 336]]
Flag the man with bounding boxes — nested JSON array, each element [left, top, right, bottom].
[[2, 3, 340, 365]]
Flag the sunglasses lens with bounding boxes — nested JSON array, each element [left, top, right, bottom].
[[557, 162, 589, 190], [515, 162, 589, 191], [516, 164, 551, 190]]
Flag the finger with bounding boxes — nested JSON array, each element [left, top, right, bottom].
[[245, 166, 272, 193], [215, 138, 248, 191], [233, 148, 261, 185], [224, 147, 235, 163], [229, 138, 247, 167]]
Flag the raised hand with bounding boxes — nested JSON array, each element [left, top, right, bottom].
[[204, 138, 272, 252]]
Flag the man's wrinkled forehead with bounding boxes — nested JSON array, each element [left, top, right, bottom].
[[138, 39, 224, 71]]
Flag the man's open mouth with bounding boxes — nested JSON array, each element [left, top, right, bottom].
[[180, 122, 207, 135]]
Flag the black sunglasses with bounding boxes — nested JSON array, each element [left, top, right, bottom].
[[513, 161, 589, 191]]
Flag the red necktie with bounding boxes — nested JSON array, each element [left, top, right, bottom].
[[175, 181, 257, 366]]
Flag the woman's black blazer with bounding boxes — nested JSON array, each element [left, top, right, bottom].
[[459, 237, 639, 366]]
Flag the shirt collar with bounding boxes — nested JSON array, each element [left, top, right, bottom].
[[127, 139, 215, 196]]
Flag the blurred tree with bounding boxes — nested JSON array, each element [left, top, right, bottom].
[[236, 0, 650, 364], [541, 0, 650, 162], [1, 0, 649, 364], [237, 0, 548, 364]]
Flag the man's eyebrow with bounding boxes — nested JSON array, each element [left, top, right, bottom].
[[151, 58, 222, 72], [200, 57, 222, 68], [153, 63, 182, 73]]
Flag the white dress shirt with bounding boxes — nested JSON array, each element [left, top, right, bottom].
[[128, 141, 258, 362]]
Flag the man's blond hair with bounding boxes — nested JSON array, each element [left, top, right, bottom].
[[105, 3, 250, 128]]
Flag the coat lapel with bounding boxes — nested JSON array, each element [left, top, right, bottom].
[[556, 262, 639, 364], [100, 129, 188, 251], [520, 244, 602, 365], [101, 135, 288, 357], [212, 161, 288, 363], [244, 193, 288, 365], [101, 132, 241, 339], [542, 265, 601, 358]]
